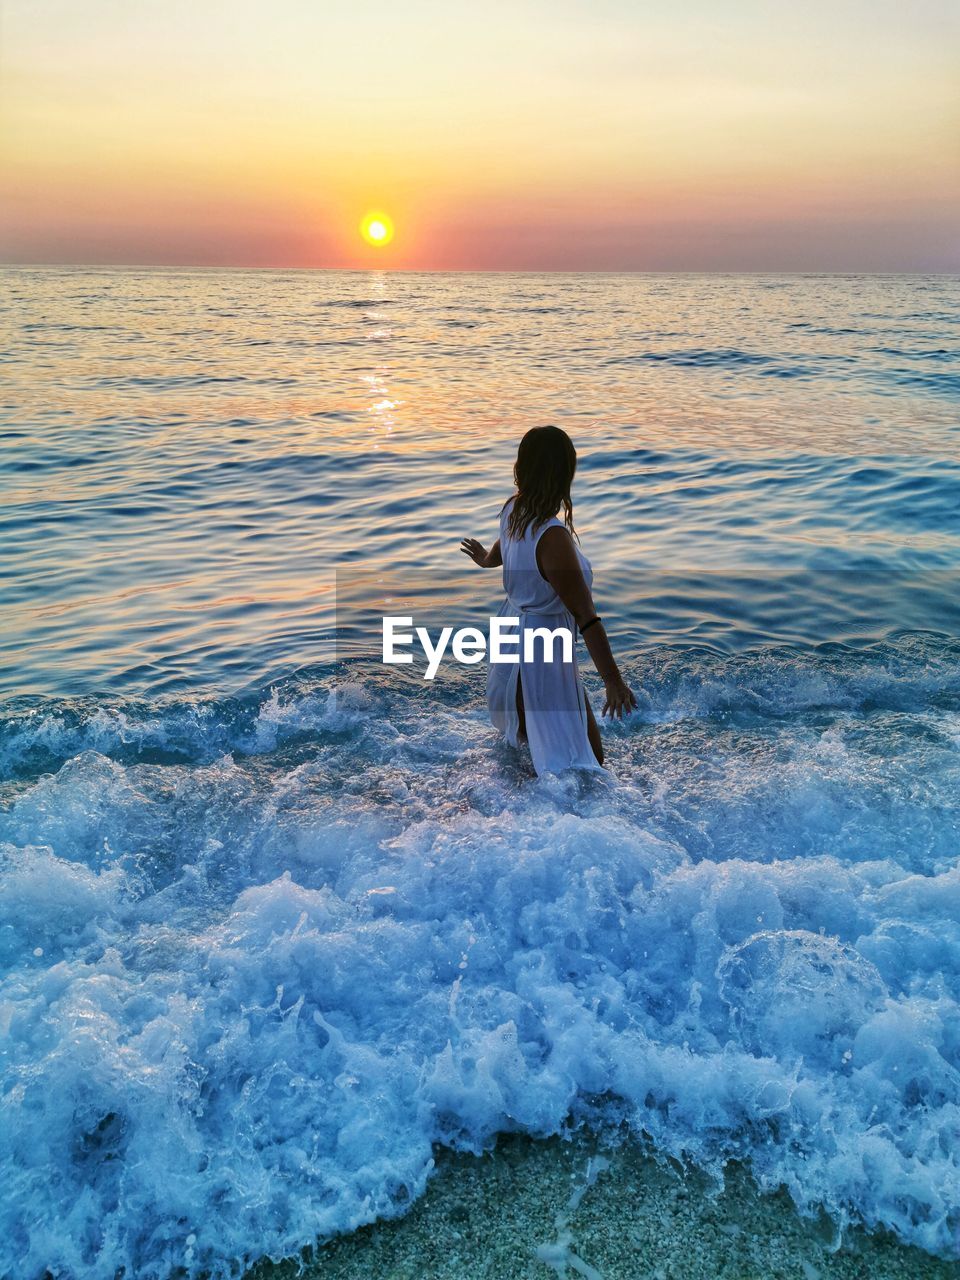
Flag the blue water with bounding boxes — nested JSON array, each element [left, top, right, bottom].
[[2, 269, 960, 1277]]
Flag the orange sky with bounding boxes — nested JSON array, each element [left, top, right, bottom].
[[1, 0, 958, 270]]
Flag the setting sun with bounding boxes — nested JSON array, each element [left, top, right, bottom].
[[360, 211, 394, 247]]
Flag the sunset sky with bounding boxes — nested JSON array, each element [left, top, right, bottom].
[[1, 0, 958, 270]]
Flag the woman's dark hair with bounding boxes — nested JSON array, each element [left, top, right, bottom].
[[504, 425, 577, 540]]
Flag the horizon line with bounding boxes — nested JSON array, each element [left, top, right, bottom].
[[3, 261, 959, 277]]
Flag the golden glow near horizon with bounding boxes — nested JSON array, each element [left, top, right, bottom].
[[0, 0, 957, 269], [360, 212, 394, 247]]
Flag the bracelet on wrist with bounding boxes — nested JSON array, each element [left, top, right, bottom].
[[579, 615, 601, 635]]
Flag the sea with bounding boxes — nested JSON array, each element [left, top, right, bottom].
[[1, 268, 959, 1278]]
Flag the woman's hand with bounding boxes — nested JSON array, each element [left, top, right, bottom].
[[460, 538, 487, 566], [460, 537, 501, 568], [602, 676, 638, 720]]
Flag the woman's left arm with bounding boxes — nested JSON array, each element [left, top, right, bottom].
[[460, 537, 502, 568]]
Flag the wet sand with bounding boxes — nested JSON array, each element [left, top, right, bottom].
[[246, 1132, 960, 1280]]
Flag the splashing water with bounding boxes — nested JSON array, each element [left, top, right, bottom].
[[1, 270, 960, 1277]]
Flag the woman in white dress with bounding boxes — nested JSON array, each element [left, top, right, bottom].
[[461, 426, 636, 775]]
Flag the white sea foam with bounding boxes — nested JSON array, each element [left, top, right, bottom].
[[2, 658, 960, 1277]]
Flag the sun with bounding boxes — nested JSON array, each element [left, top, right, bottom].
[[360, 211, 394, 247]]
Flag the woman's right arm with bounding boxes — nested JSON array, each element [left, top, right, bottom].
[[536, 526, 637, 719]]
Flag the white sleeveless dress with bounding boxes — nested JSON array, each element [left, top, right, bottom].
[[487, 499, 605, 776]]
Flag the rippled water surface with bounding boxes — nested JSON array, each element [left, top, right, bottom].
[[2, 269, 960, 1278], [4, 269, 960, 694]]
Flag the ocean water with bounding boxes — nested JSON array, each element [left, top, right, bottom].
[[1, 268, 960, 1278]]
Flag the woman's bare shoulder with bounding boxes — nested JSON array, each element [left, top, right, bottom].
[[536, 523, 578, 568]]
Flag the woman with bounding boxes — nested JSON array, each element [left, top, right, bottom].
[[461, 425, 636, 775]]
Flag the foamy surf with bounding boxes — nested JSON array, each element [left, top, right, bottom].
[[2, 638, 960, 1277], [3, 268, 960, 1277]]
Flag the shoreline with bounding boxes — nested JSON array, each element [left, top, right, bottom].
[[246, 1132, 960, 1280]]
